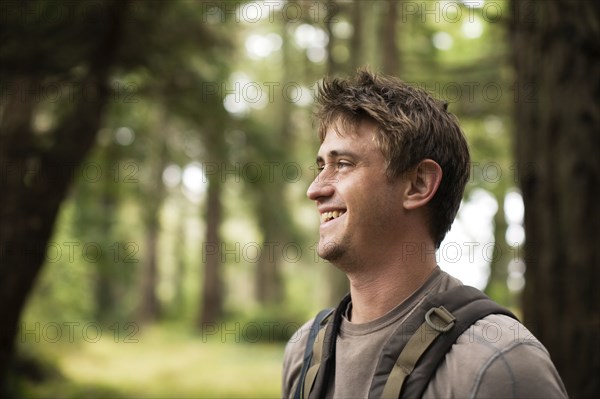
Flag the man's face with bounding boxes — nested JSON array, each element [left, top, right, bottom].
[[307, 120, 408, 270]]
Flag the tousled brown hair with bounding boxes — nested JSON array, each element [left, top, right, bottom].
[[315, 69, 470, 248]]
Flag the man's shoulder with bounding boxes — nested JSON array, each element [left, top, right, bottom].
[[458, 313, 539, 347], [282, 318, 314, 399], [453, 313, 550, 361], [425, 314, 568, 398]]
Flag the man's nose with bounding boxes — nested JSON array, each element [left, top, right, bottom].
[[306, 169, 335, 201]]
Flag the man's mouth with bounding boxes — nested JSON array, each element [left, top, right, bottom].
[[320, 210, 346, 224]]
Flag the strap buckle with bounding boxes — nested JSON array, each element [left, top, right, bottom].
[[425, 306, 456, 332]]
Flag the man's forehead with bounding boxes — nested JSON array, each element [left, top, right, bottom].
[[317, 122, 379, 158], [323, 117, 378, 139]]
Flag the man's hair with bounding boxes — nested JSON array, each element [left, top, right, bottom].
[[315, 69, 470, 248]]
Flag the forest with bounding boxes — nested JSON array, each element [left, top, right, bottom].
[[1, 1, 598, 398]]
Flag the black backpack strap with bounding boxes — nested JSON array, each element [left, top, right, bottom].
[[293, 307, 334, 399], [309, 294, 351, 398], [371, 285, 518, 398]]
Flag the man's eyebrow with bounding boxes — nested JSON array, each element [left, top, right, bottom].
[[316, 150, 360, 163]]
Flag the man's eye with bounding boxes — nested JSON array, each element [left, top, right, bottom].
[[315, 162, 350, 173]]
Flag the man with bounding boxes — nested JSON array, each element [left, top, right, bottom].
[[282, 70, 567, 398]]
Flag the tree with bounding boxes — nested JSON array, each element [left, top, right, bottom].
[[349, 0, 364, 72], [137, 108, 169, 323], [0, 1, 133, 388], [0, 0, 227, 389], [380, 0, 400, 75], [200, 162, 225, 325], [511, 1, 600, 397]]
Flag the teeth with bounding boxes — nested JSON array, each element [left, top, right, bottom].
[[321, 210, 345, 223]]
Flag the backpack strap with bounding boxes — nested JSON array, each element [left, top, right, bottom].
[[373, 285, 518, 398], [293, 308, 334, 399], [302, 321, 328, 398], [380, 306, 456, 398], [296, 294, 351, 399], [398, 286, 518, 399], [309, 294, 351, 398]]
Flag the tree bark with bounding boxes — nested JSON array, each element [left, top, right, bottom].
[[172, 197, 188, 316], [0, 78, 112, 388], [511, 1, 600, 397], [138, 120, 169, 323], [0, 2, 130, 388], [138, 215, 161, 323], [255, 196, 284, 305], [325, 0, 340, 75], [380, 0, 400, 75], [95, 150, 119, 322], [199, 173, 224, 326], [350, 0, 363, 72]]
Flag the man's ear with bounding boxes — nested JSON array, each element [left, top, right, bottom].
[[403, 159, 442, 210]]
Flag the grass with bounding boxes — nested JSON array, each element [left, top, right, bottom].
[[19, 324, 285, 398]]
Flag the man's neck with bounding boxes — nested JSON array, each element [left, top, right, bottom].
[[344, 253, 437, 324]]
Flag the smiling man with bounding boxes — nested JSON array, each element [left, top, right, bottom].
[[282, 70, 567, 398]]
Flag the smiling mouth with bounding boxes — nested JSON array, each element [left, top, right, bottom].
[[320, 210, 346, 224]]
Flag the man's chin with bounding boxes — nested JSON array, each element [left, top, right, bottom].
[[318, 240, 345, 262]]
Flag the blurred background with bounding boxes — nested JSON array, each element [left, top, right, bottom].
[[1, 1, 598, 398]]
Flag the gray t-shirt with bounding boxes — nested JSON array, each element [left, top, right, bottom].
[[282, 268, 568, 398]]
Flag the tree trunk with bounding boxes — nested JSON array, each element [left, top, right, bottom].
[[172, 197, 188, 316], [199, 173, 224, 326], [350, 0, 363, 71], [380, 0, 400, 75], [138, 216, 161, 322], [325, 0, 340, 75], [255, 201, 284, 305], [511, 1, 600, 397], [94, 146, 119, 322], [0, 3, 130, 388], [0, 77, 112, 388], [138, 123, 169, 323]]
